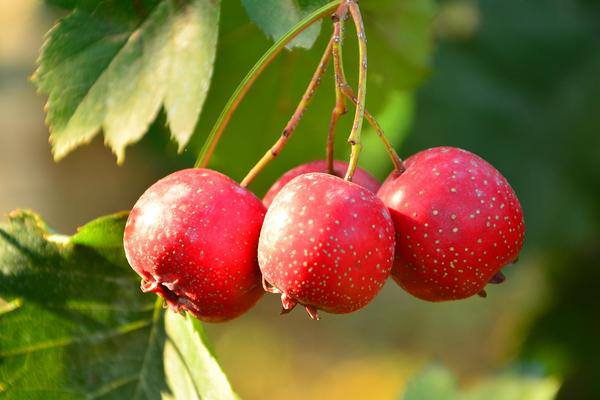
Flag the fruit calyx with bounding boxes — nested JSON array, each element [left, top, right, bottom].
[[262, 276, 321, 320], [140, 277, 200, 316]]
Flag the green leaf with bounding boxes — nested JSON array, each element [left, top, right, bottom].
[[400, 365, 560, 400], [402, 365, 458, 400], [71, 211, 129, 248], [163, 313, 238, 400], [34, 0, 220, 163], [462, 373, 560, 400], [360, 91, 415, 180], [363, 0, 436, 91], [240, 0, 329, 49], [44, 0, 101, 10], [0, 210, 236, 399]]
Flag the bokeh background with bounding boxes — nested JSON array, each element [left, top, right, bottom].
[[1, 0, 598, 398]]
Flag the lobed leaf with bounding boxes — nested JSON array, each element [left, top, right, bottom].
[[34, 0, 221, 163]]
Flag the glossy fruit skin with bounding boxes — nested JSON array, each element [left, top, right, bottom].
[[378, 147, 525, 301], [258, 173, 395, 318], [262, 160, 380, 207], [124, 168, 265, 322]]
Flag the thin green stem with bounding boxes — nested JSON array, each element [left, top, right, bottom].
[[343, 1, 367, 182], [241, 39, 334, 187], [194, 0, 342, 168], [327, 11, 348, 174], [330, 4, 404, 175], [338, 85, 405, 174]]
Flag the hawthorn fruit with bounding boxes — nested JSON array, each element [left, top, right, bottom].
[[124, 168, 265, 322], [377, 147, 525, 301], [258, 172, 395, 319]]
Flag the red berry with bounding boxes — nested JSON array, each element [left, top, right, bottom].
[[262, 160, 380, 207], [123, 168, 265, 322], [377, 147, 525, 301], [258, 173, 395, 319]]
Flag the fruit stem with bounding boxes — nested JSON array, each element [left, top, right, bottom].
[[339, 85, 406, 174], [330, 2, 405, 176], [343, 1, 367, 182], [194, 1, 342, 168], [240, 39, 334, 187], [326, 11, 349, 175]]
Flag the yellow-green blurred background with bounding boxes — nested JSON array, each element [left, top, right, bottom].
[[1, 0, 598, 399]]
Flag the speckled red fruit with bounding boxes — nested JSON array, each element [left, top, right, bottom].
[[123, 168, 265, 322], [258, 173, 395, 319], [262, 160, 380, 207], [378, 147, 525, 301]]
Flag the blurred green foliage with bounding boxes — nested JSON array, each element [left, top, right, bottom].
[[403, 0, 600, 398], [401, 364, 559, 400]]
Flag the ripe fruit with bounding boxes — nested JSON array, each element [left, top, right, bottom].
[[262, 160, 380, 207], [123, 168, 265, 322], [378, 147, 524, 301], [258, 173, 395, 319]]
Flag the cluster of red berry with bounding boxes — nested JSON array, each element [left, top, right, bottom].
[[123, 147, 524, 322]]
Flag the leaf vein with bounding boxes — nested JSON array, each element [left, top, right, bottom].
[[0, 318, 151, 358]]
